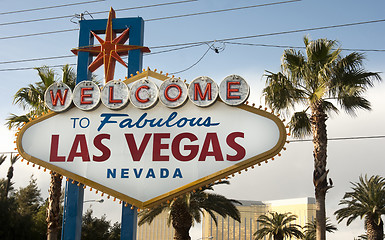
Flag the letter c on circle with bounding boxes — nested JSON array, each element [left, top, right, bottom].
[[135, 85, 150, 103]]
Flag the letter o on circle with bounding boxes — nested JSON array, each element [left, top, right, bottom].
[[159, 78, 188, 108]]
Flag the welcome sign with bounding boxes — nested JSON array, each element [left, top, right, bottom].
[[16, 70, 287, 208]]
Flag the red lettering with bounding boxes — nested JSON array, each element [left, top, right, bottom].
[[80, 87, 94, 104], [135, 85, 150, 103], [172, 133, 199, 161], [67, 134, 90, 162], [50, 135, 65, 162], [199, 133, 223, 161], [153, 133, 170, 161], [227, 81, 241, 99], [194, 83, 212, 100], [50, 89, 69, 106], [93, 134, 111, 162], [164, 84, 182, 102], [226, 132, 245, 161], [125, 133, 151, 161], [108, 86, 122, 104]]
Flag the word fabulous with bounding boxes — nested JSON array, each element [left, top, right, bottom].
[[44, 75, 250, 112]]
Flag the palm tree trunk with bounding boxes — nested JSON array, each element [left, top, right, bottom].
[[310, 101, 329, 240], [171, 200, 192, 240], [47, 172, 62, 240], [5, 165, 14, 198], [366, 218, 384, 240]]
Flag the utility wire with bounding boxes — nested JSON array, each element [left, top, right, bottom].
[[0, 64, 76, 72], [150, 19, 385, 49], [290, 135, 385, 143], [0, 28, 78, 41], [0, 0, 198, 27], [0, 55, 75, 65], [146, 0, 301, 22], [169, 44, 213, 74], [224, 42, 385, 52], [1, 41, 384, 67], [0, 14, 384, 42], [0, 0, 105, 15]]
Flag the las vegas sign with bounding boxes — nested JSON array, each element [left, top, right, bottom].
[[16, 69, 287, 209]]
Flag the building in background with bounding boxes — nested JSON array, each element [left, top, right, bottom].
[[137, 197, 315, 240], [201, 197, 316, 240], [137, 211, 175, 240]]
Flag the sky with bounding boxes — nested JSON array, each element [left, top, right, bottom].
[[0, 0, 384, 239]]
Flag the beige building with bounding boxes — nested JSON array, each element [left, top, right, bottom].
[[137, 212, 175, 240], [201, 197, 316, 240], [137, 197, 316, 240]]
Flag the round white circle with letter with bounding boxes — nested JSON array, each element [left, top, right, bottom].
[[101, 80, 130, 110], [159, 78, 188, 108]]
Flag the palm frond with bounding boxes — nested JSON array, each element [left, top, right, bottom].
[[289, 111, 311, 138], [263, 71, 305, 113], [0, 154, 6, 165], [334, 175, 385, 228], [5, 113, 30, 130], [338, 95, 371, 116], [254, 212, 304, 240], [9, 154, 20, 165], [138, 204, 167, 226]]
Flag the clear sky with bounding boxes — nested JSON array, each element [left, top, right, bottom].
[[0, 0, 384, 239]]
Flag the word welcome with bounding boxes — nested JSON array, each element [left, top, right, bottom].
[[44, 75, 250, 112]]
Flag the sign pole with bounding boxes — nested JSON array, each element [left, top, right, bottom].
[[61, 15, 146, 240]]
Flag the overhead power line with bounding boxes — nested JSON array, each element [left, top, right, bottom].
[[290, 135, 385, 143], [0, 0, 198, 27], [0, 64, 76, 72], [224, 42, 385, 52], [0, 11, 384, 42], [150, 18, 385, 49], [0, 0, 105, 15], [0, 41, 384, 67], [145, 0, 301, 22], [0, 28, 78, 41]]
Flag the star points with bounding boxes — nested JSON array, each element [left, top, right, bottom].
[[71, 8, 150, 83]]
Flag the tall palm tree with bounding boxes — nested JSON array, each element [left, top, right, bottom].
[[138, 181, 241, 240], [0, 154, 7, 199], [253, 212, 304, 240], [303, 218, 337, 240], [262, 37, 381, 240], [6, 65, 76, 240], [5, 154, 20, 199], [334, 175, 385, 240]]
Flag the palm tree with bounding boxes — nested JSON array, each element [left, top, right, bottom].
[[0, 154, 7, 199], [262, 37, 381, 240], [138, 181, 241, 240], [303, 218, 337, 240], [6, 65, 76, 240], [5, 154, 20, 199], [334, 175, 385, 240], [253, 212, 304, 240]]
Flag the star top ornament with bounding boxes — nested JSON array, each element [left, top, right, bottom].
[[71, 8, 150, 83]]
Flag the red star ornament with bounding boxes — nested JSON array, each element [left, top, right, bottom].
[[71, 8, 150, 83]]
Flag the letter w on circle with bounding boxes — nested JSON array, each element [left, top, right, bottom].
[[125, 133, 151, 161], [50, 89, 69, 106]]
